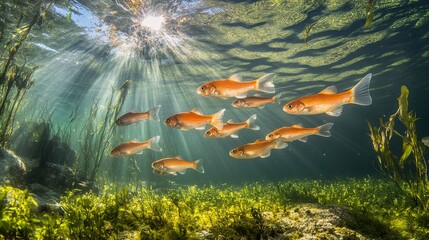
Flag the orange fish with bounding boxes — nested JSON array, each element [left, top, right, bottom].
[[115, 105, 161, 125], [265, 123, 333, 142], [110, 136, 162, 156], [232, 93, 282, 108], [197, 73, 276, 99], [164, 109, 225, 131], [283, 73, 372, 116], [204, 114, 260, 138], [229, 139, 287, 159], [151, 157, 204, 175]]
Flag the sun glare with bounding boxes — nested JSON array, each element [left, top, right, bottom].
[[141, 15, 165, 31]]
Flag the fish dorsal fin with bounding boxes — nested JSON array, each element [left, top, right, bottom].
[[319, 86, 337, 94], [174, 156, 183, 160], [254, 139, 263, 143], [227, 119, 235, 123], [190, 108, 202, 114], [229, 74, 242, 82], [291, 124, 303, 128]]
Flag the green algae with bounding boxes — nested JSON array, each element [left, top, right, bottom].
[[1, 178, 428, 239]]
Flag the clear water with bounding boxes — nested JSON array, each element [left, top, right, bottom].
[[8, 0, 429, 185]]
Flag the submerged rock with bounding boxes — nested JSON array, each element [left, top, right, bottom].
[[275, 204, 368, 239], [197, 204, 371, 239], [0, 147, 26, 186], [8, 121, 76, 167]]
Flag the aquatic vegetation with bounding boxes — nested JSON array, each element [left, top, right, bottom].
[[1, 178, 428, 239], [0, 186, 39, 238], [369, 86, 429, 212], [0, 64, 37, 146], [303, 22, 317, 46], [76, 81, 129, 184], [365, 0, 377, 29], [0, 1, 41, 145]]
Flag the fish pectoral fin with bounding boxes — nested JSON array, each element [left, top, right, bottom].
[[153, 170, 167, 176], [230, 134, 239, 138], [235, 94, 247, 99], [136, 150, 144, 154], [178, 170, 187, 175], [326, 107, 343, 117], [171, 172, 178, 176], [260, 151, 271, 158], [258, 106, 265, 109], [195, 125, 206, 130], [299, 136, 308, 142], [227, 119, 235, 123]]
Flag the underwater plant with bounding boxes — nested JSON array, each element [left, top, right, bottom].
[[0, 1, 43, 146], [365, 0, 377, 29], [368, 86, 428, 212], [303, 22, 317, 46], [1, 178, 428, 239], [76, 80, 130, 185]]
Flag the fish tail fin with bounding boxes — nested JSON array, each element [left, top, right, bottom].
[[246, 114, 260, 130], [273, 92, 283, 104], [148, 136, 162, 152], [148, 105, 161, 122], [316, 123, 333, 137], [274, 139, 288, 149], [350, 73, 372, 106], [193, 159, 204, 173], [255, 73, 276, 93], [211, 109, 225, 130]]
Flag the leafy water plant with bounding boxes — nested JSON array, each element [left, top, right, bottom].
[[0, 1, 45, 146], [365, 0, 377, 29], [76, 80, 130, 185], [0, 178, 428, 239], [368, 86, 428, 212]]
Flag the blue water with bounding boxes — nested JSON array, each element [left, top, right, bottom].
[[9, 0, 429, 185]]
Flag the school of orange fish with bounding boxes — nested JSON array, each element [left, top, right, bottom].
[[110, 73, 373, 176]]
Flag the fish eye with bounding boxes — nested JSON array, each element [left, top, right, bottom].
[[232, 150, 237, 154], [166, 119, 170, 123], [288, 104, 293, 109], [269, 134, 273, 138], [201, 86, 206, 91]]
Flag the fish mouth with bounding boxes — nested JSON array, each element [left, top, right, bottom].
[[282, 105, 288, 112]]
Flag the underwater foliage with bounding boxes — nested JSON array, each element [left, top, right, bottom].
[[1, 178, 428, 239], [365, 0, 377, 29], [0, 1, 44, 146], [75, 80, 130, 184], [369, 86, 429, 212]]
